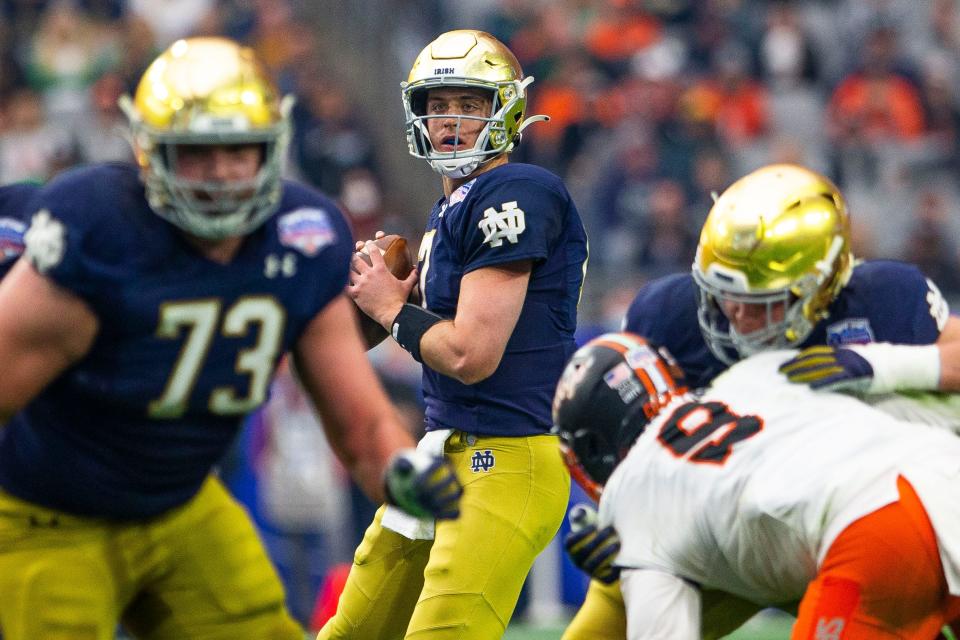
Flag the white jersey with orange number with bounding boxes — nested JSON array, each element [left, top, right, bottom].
[[600, 350, 960, 618]]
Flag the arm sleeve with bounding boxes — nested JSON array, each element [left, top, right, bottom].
[[876, 264, 947, 343], [621, 568, 702, 640]]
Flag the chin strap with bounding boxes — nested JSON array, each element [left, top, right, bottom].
[[517, 113, 550, 135], [516, 76, 550, 135], [506, 114, 550, 155]]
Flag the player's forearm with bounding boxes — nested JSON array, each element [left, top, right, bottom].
[[936, 340, 960, 391], [845, 343, 941, 393], [325, 411, 416, 504], [419, 321, 503, 384]]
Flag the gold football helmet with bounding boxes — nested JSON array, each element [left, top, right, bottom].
[[692, 164, 852, 363], [401, 29, 548, 178], [119, 37, 293, 240]]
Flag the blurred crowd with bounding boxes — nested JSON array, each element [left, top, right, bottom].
[[3, 0, 960, 307], [3, 0, 960, 626], [0, 0, 405, 241], [463, 0, 960, 311]]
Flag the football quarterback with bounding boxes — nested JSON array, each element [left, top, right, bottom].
[[327, 30, 589, 640]]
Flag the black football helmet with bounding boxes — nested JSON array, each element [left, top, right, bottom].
[[552, 332, 687, 488]]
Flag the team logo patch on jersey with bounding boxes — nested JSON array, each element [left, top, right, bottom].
[[23, 209, 65, 273], [0, 217, 26, 262], [470, 449, 495, 473], [479, 201, 526, 247], [826, 319, 875, 346], [278, 208, 336, 257]]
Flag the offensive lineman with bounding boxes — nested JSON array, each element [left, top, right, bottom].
[[0, 38, 460, 639]]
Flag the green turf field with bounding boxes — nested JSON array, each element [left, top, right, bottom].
[[502, 610, 795, 639]]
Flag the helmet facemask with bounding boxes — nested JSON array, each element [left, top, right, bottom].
[[693, 234, 848, 364], [401, 30, 548, 179], [403, 77, 534, 179], [120, 37, 293, 241], [691, 164, 853, 364], [552, 333, 688, 488]]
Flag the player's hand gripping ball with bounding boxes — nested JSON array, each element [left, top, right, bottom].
[[352, 234, 414, 349]]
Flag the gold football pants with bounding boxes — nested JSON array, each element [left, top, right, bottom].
[[318, 431, 570, 640], [0, 476, 302, 640]]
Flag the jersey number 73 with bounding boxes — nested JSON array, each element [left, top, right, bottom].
[[148, 296, 285, 419]]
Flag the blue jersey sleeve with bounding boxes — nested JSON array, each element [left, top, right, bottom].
[[831, 261, 946, 346], [454, 173, 564, 274], [276, 181, 354, 316], [895, 265, 950, 343], [624, 272, 726, 388], [21, 166, 129, 305]]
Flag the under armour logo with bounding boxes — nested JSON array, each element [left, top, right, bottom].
[[815, 617, 845, 640], [470, 449, 495, 473], [265, 252, 297, 278], [478, 201, 526, 247]]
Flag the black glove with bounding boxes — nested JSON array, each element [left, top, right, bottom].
[[384, 449, 462, 520], [779, 345, 874, 392], [564, 503, 621, 584]]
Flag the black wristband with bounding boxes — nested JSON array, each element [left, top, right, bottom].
[[391, 303, 443, 363]]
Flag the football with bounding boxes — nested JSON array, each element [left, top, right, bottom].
[[353, 234, 415, 349]]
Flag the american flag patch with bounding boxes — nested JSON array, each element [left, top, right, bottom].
[[603, 362, 632, 388], [278, 208, 336, 257], [0, 217, 26, 262]]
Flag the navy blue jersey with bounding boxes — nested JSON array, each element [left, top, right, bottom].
[[418, 163, 588, 436], [0, 164, 353, 519], [625, 261, 946, 389], [0, 182, 40, 277]]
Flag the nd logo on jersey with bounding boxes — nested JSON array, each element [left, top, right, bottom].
[[470, 449, 495, 473], [479, 201, 525, 247]]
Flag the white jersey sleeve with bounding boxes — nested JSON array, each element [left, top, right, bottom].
[[864, 390, 960, 435], [621, 569, 701, 640]]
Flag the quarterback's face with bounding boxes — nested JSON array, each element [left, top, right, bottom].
[[424, 87, 493, 153]]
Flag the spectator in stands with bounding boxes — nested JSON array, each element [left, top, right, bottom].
[[681, 39, 769, 150], [635, 178, 698, 279], [24, 1, 118, 123], [828, 24, 925, 144]]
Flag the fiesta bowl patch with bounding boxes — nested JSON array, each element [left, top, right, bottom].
[[0, 217, 26, 262], [278, 208, 336, 257], [826, 318, 875, 346]]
